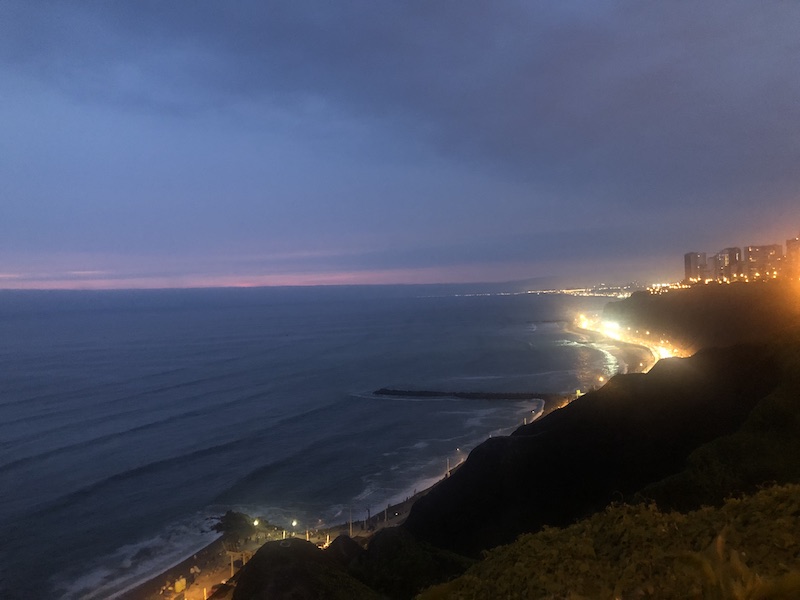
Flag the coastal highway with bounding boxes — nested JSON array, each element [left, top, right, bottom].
[[576, 312, 690, 371]]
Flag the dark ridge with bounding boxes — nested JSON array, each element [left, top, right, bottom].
[[402, 342, 783, 557], [230, 532, 471, 600], [232, 538, 381, 600], [641, 338, 800, 510]]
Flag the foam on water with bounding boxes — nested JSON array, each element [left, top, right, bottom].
[[52, 512, 222, 600]]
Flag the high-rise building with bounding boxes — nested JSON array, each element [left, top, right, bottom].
[[684, 252, 707, 283], [786, 235, 800, 279], [743, 244, 783, 280], [711, 247, 742, 281], [711, 253, 722, 280]]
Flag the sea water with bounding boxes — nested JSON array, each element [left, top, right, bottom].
[[0, 285, 616, 599]]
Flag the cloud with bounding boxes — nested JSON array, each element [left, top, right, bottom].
[[2, 1, 799, 287], [8, 3, 799, 197]]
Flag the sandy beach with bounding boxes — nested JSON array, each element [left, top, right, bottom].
[[567, 322, 658, 375]]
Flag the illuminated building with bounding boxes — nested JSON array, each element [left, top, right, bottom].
[[684, 252, 707, 283], [786, 235, 800, 278], [711, 247, 742, 281], [744, 244, 783, 280]]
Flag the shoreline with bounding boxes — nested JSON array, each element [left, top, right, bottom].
[[115, 394, 570, 600], [110, 323, 639, 600], [565, 322, 658, 375], [117, 485, 438, 600], [116, 537, 229, 600]]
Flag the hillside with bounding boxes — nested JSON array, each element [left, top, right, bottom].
[[602, 280, 800, 353], [642, 338, 800, 511], [402, 342, 787, 556], [419, 483, 800, 599]]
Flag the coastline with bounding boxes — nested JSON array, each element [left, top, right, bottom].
[[566, 322, 658, 375], [114, 395, 573, 600], [117, 485, 437, 600], [116, 538, 228, 600], [111, 323, 640, 600]]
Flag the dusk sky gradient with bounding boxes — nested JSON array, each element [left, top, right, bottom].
[[2, 1, 799, 289]]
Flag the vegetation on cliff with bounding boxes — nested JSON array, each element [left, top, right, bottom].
[[419, 483, 800, 599]]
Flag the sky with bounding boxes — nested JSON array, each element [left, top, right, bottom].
[[1, 1, 799, 290]]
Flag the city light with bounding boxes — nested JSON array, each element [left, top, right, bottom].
[[656, 347, 673, 359], [682, 233, 799, 284], [576, 313, 689, 372], [601, 320, 622, 340]]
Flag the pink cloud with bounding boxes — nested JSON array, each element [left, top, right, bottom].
[[0, 262, 541, 290]]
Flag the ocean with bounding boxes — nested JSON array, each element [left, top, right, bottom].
[[0, 285, 619, 599]]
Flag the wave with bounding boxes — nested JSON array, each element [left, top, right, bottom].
[[0, 385, 269, 470], [1, 380, 351, 474], [0, 366, 265, 428], [213, 423, 389, 505], [22, 437, 252, 521], [15, 393, 355, 522], [50, 512, 221, 600]]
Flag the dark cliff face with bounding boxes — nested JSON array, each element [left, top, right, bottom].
[[402, 343, 782, 557], [232, 538, 381, 600], [231, 529, 472, 600]]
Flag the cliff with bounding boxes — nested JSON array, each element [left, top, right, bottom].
[[402, 342, 785, 557]]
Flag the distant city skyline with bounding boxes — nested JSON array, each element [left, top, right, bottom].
[[2, 2, 799, 290], [683, 230, 800, 283]]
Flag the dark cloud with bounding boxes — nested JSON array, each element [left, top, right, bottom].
[[1, 1, 798, 287]]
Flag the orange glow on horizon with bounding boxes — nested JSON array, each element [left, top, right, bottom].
[[0, 264, 534, 291]]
